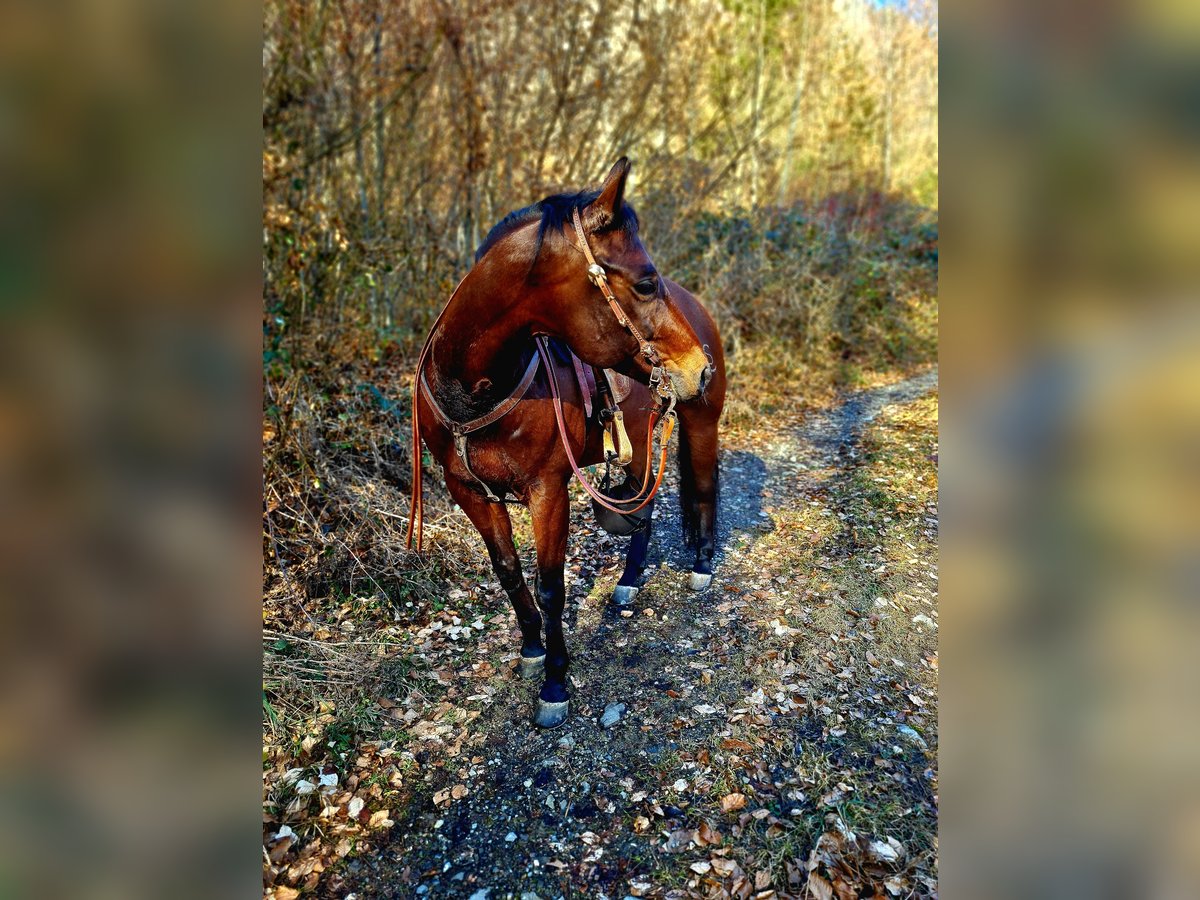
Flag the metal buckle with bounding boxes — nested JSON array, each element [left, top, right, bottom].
[[587, 263, 607, 287], [649, 365, 676, 401]]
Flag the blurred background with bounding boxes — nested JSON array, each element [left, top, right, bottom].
[[941, 1, 1200, 897]]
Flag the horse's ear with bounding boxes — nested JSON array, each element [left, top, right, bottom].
[[584, 157, 631, 231]]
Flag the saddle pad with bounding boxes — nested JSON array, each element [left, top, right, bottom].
[[603, 369, 636, 404]]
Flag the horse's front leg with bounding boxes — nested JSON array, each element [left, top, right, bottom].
[[443, 475, 546, 679], [613, 499, 653, 605], [528, 478, 572, 728], [678, 414, 720, 591]]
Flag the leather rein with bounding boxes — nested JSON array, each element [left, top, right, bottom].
[[405, 207, 678, 551]]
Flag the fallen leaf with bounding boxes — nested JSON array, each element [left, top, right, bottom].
[[711, 857, 739, 876], [661, 828, 694, 852], [696, 820, 722, 846], [807, 872, 834, 900], [721, 792, 747, 812], [451, 784, 469, 800], [368, 809, 394, 828], [690, 861, 712, 874], [267, 836, 293, 864]]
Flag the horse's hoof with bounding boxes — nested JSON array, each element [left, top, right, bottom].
[[517, 654, 546, 680], [689, 572, 713, 591], [533, 699, 570, 729], [612, 584, 639, 606]]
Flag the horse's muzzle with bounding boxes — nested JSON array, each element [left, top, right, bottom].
[[664, 348, 711, 400]]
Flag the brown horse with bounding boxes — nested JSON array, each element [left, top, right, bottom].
[[407, 159, 725, 727]]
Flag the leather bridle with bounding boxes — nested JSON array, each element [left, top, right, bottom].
[[405, 205, 680, 552]]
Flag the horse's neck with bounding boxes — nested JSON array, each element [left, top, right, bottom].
[[429, 272, 536, 420]]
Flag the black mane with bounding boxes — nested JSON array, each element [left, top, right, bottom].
[[474, 188, 640, 273]]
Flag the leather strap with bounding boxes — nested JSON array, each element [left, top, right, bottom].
[[535, 335, 674, 517], [419, 352, 541, 435], [571, 353, 595, 419], [407, 270, 472, 552], [571, 207, 662, 368]]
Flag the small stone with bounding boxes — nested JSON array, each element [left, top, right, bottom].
[[896, 724, 927, 748], [467, 891, 490, 900], [557, 735, 576, 749], [642, 608, 655, 618], [505, 832, 517, 842], [620, 609, 633, 618], [600, 703, 626, 728]]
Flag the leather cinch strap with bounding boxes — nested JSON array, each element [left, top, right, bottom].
[[419, 353, 541, 434]]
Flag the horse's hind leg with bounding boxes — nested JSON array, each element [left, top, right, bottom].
[[678, 412, 719, 591], [613, 501, 653, 606], [527, 478, 572, 728], [444, 476, 546, 679]]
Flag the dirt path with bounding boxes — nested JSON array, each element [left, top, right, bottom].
[[331, 369, 939, 900]]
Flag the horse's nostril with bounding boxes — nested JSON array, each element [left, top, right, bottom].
[[699, 365, 713, 391]]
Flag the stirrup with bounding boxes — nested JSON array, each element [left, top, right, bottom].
[[610, 409, 633, 465]]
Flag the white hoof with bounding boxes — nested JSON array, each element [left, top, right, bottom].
[[688, 572, 713, 591], [612, 585, 639, 606], [517, 654, 545, 680], [533, 699, 570, 729]]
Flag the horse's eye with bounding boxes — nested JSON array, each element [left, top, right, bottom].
[[633, 278, 658, 298]]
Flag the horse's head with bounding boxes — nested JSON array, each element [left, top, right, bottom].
[[529, 159, 712, 400]]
